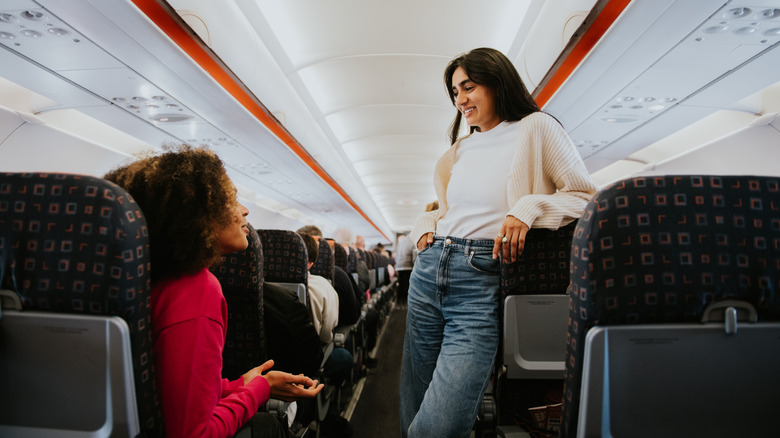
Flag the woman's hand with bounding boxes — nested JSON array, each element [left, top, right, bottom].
[[243, 360, 324, 401], [417, 232, 433, 251], [492, 216, 529, 263]]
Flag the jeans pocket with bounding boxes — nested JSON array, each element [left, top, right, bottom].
[[417, 244, 433, 256], [467, 251, 500, 275]]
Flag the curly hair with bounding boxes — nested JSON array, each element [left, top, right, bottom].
[[104, 145, 237, 282]]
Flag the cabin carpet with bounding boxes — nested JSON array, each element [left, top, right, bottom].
[[349, 304, 406, 438]]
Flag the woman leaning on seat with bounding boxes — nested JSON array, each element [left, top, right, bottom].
[[105, 145, 323, 438], [400, 47, 598, 438]]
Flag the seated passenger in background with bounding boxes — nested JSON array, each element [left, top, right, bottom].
[[297, 225, 360, 327], [331, 228, 379, 368], [297, 231, 354, 385], [298, 231, 355, 438], [104, 145, 322, 438]]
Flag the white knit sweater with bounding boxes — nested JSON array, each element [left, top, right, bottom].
[[410, 112, 598, 245]]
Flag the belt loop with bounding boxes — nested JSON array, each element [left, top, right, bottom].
[[464, 239, 471, 256]]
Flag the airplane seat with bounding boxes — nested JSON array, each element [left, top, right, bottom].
[[330, 242, 366, 376], [212, 226, 307, 437], [310, 237, 335, 284], [562, 175, 780, 438], [257, 229, 336, 435], [258, 229, 310, 307], [346, 246, 358, 282], [488, 222, 577, 438], [212, 224, 267, 381], [332, 241, 348, 275], [362, 249, 377, 292], [0, 172, 164, 437]]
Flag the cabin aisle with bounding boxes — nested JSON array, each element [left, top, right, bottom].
[[349, 305, 407, 438]]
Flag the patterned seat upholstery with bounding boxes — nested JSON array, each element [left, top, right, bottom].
[[492, 223, 577, 436], [333, 241, 348, 272], [500, 221, 577, 296], [258, 229, 308, 284], [562, 175, 780, 437], [346, 246, 358, 279], [311, 237, 335, 283], [0, 172, 163, 437], [257, 229, 309, 306], [211, 225, 266, 381]]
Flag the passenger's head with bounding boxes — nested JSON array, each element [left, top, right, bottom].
[[332, 227, 354, 247], [297, 225, 323, 239], [354, 235, 366, 249], [444, 47, 539, 144], [104, 145, 249, 282], [298, 232, 319, 267]]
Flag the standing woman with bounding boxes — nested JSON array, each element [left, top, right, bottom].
[[105, 146, 323, 438], [400, 48, 598, 438]]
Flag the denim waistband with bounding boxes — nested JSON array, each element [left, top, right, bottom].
[[432, 235, 495, 253]]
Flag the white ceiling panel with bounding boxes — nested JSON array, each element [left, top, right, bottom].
[[298, 55, 451, 115]]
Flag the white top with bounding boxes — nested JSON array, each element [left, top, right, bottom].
[[436, 121, 516, 239], [307, 273, 340, 344], [410, 112, 599, 246]]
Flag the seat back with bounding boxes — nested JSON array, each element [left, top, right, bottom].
[[257, 229, 309, 306], [500, 222, 576, 296], [361, 249, 377, 291], [501, 222, 577, 380], [311, 237, 335, 283], [211, 225, 266, 381], [0, 172, 163, 437], [333, 241, 348, 272], [563, 175, 780, 437]]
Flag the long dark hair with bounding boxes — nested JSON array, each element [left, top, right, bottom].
[[444, 47, 539, 145]]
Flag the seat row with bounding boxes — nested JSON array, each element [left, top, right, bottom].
[[484, 174, 780, 438], [0, 171, 397, 437]]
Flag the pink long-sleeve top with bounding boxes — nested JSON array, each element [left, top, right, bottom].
[[151, 268, 270, 438]]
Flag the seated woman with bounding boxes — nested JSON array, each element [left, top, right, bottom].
[[105, 145, 323, 438]]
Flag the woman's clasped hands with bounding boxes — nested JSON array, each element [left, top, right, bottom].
[[243, 360, 324, 402]]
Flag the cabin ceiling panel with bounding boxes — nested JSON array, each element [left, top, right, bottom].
[[256, 0, 534, 68], [297, 56, 451, 115], [342, 135, 447, 161], [325, 105, 452, 144]]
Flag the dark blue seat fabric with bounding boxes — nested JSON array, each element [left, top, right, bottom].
[[333, 241, 348, 272], [311, 237, 335, 283], [212, 225, 267, 381], [500, 221, 577, 296], [346, 246, 358, 274], [562, 175, 780, 437], [257, 229, 309, 286], [0, 172, 163, 436]]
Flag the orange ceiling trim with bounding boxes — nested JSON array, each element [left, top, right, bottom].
[[130, 0, 389, 240], [535, 0, 632, 108]]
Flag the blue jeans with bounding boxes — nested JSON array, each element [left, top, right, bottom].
[[400, 236, 500, 438]]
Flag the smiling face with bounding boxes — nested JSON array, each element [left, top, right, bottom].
[[216, 192, 250, 255], [451, 66, 501, 132]]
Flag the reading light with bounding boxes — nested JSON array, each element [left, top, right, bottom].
[[21, 10, 46, 21], [19, 29, 42, 38], [0, 13, 18, 24], [46, 27, 69, 36]]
